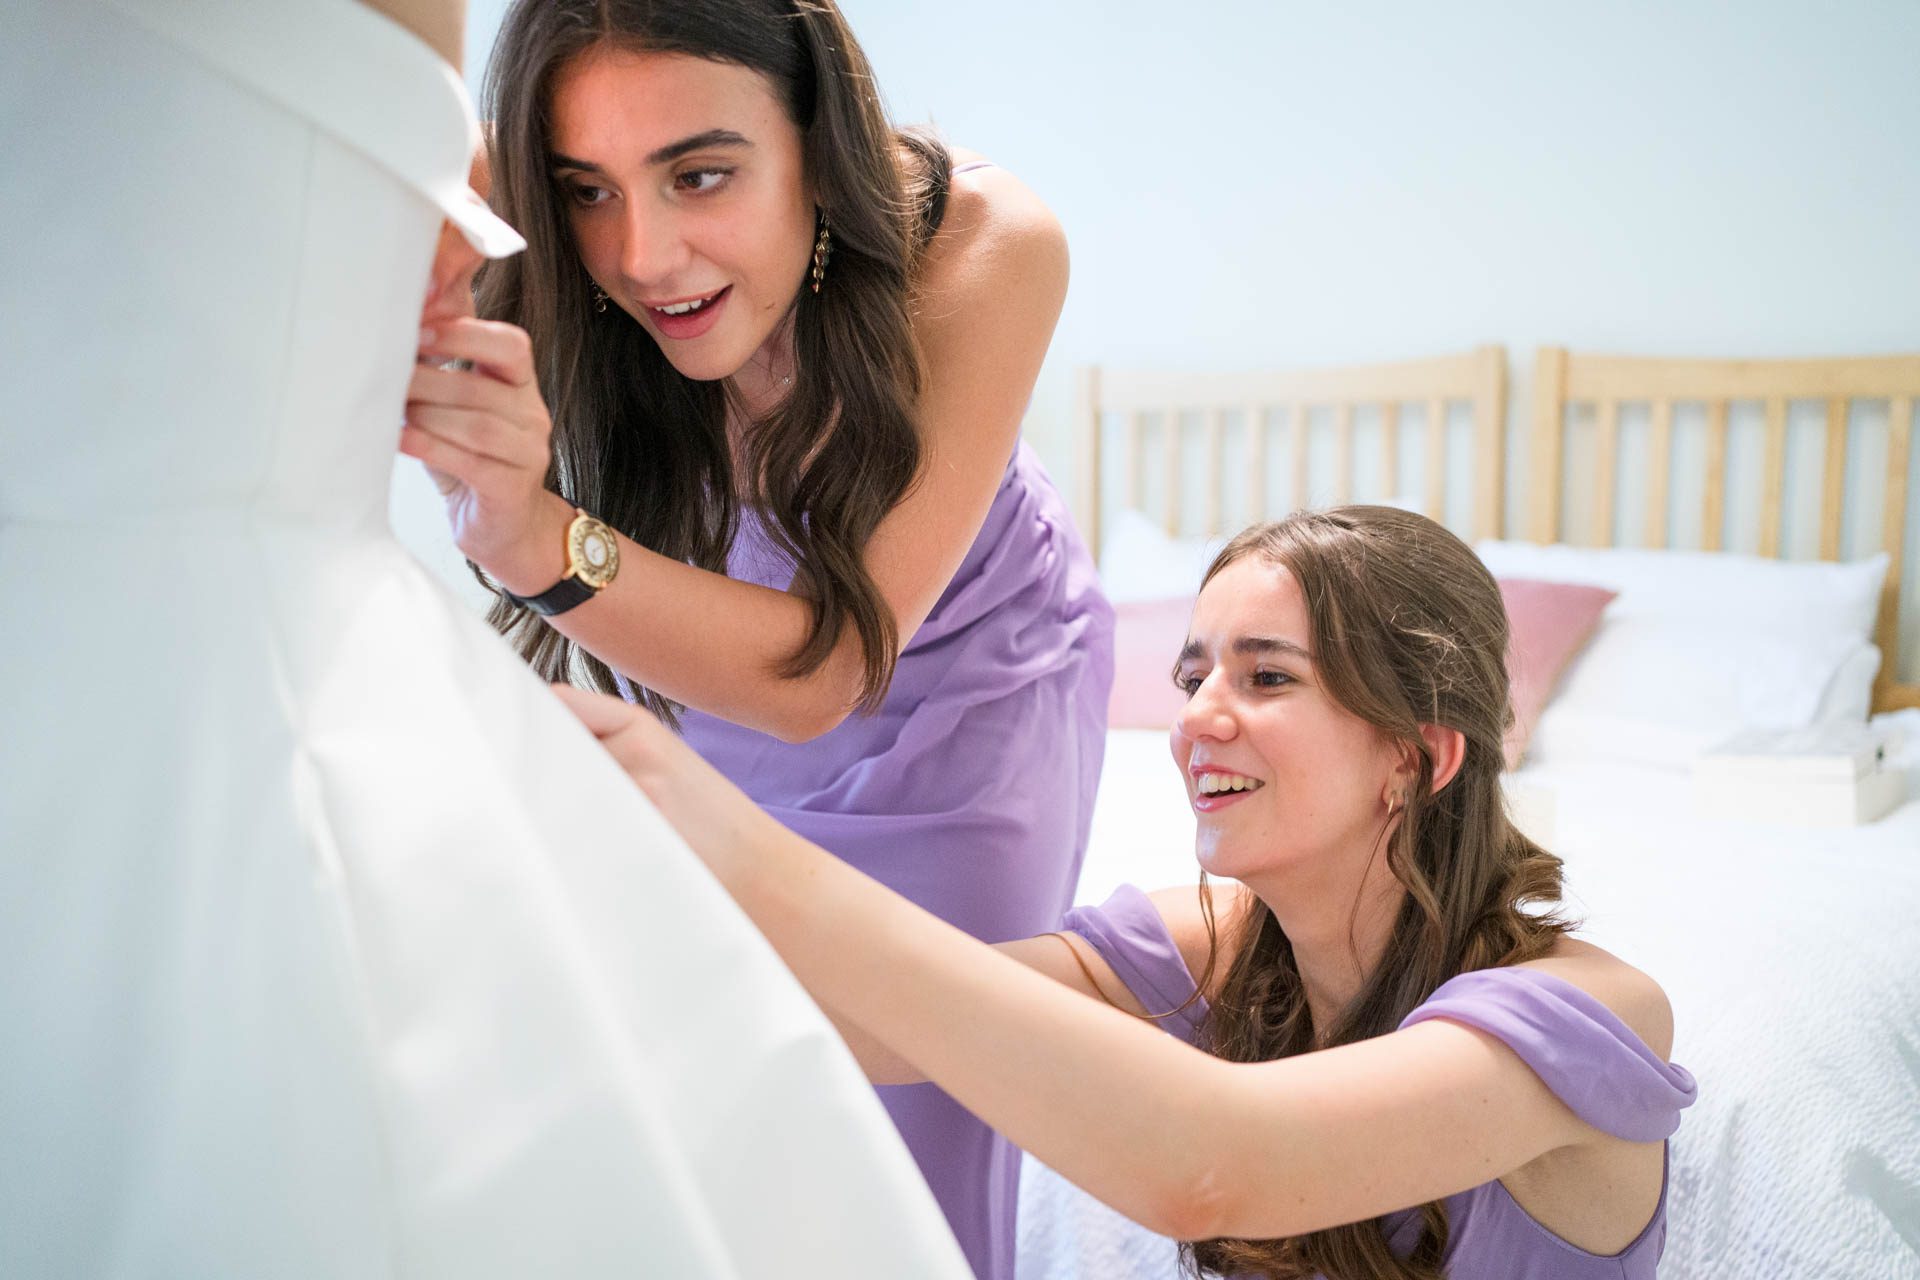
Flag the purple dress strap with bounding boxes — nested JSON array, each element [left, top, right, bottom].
[[1059, 891, 1697, 1277], [1060, 884, 1208, 1045], [1401, 967, 1698, 1142]]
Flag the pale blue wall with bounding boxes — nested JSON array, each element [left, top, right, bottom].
[[449, 1, 1920, 676]]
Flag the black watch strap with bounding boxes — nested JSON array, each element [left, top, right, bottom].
[[504, 574, 596, 617]]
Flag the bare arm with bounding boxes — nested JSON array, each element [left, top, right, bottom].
[[406, 169, 1068, 741], [557, 687, 1620, 1242], [829, 929, 1160, 1085]]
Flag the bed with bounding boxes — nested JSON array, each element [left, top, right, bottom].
[[1017, 348, 1920, 1280]]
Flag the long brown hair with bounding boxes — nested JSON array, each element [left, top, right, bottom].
[[1182, 507, 1574, 1280], [475, 0, 950, 724]]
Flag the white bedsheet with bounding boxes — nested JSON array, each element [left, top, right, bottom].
[[1018, 717, 1920, 1280]]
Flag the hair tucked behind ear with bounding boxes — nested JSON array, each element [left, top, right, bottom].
[[1181, 507, 1575, 1280], [473, 0, 949, 726]]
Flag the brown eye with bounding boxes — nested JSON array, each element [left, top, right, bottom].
[[674, 168, 731, 193]]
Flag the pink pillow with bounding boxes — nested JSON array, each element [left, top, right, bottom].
[[1499, 577, 1617, 768], [1108, 596, 1194, 729]]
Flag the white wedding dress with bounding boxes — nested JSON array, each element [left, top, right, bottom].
[[0, 2, 969, 1276]]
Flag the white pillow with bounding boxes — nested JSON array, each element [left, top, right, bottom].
[[1528, 624, 1880, 770], [1474, 542, 1891, 770], [1473, 541, 1888, 643]]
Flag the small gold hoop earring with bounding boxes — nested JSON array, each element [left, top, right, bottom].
[[810, 213, 832, 294], [591, 283, 610, 314]]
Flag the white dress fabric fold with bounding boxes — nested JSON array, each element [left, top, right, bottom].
[[0, 2, 970, 1276]]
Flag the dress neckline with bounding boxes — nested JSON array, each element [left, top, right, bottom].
[[104, 0, 521, 257]]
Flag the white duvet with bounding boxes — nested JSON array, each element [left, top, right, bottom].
[[1018, 717, 1920, 1280]]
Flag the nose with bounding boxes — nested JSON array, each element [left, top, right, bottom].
[[1173, 669, 1237, 746], [618, 196, 693, 291]]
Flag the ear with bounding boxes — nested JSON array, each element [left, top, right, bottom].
[[1418, 723, 1468, 795]]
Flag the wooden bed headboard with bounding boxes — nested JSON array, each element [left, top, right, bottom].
[[1074, 345, 1508, 557], [1529, 347, 1920, 712]]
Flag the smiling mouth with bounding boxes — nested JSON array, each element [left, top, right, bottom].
[[1195, 773, 1263, 796], [647, 286, 727, 317]]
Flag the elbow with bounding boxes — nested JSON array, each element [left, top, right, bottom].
[[762, 665, 865, 744], [1143, 1157, 1242, 1243], [765, 698, 853, 745]]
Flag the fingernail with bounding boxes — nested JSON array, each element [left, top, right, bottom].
[[419, 327, 436, 346]]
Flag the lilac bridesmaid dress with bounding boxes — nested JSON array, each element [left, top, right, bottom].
[[674, 440, 1115, 1280], [1063, 886, 1699, 1278]]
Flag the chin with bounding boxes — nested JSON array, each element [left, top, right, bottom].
[[654, 342, 745, 383], [1193, 836, 1251, 882]]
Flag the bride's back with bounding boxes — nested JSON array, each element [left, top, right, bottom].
[[0, 4, 972, 1278]]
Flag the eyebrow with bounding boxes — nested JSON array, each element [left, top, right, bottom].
[[1177, 635, 1314, 664], [549, 129, 753, 174]]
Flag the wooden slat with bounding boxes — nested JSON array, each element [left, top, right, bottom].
[[1563, 353, 1920, 401], [1473, 344, 1507, 539], [1075, 365, 1102, 559], [1163, 409, 1183, 535], [1126, 409, 1147, 514], [1521, 347, 1918, 708], [1204, 407, 1225, 537], [1425, 398, 1447, 524], [1880, 397, 1913, 709], [1590, 399, 1619, 548], [1379, 402, 1401, 502], [1291, 404, 1310, 509], [1702, 400, 1728, 552], [1245, 404, 1267, 523], [1529, 347, 1568, 542], [1820, 397, 1848, 561], [1759, 398, 1787, 557], [1099, 352, 1490, 411], [1334, 403, 1355, 503], [1645, 400, 1672, 549]]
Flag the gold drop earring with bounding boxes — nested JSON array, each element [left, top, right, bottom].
[[810, 212, 832, 294]]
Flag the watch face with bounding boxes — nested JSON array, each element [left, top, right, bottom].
[[567, 514, 620, 589]]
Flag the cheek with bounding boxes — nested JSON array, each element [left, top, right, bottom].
[[1258, 716, 1382, 811], [1168, 727, 1192, 769], [736, 192, 813, 279], [568, 214, 618, 276]]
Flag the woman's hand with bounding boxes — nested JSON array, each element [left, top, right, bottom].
[[549, 685, 774, 876], [401, 314, 574, 593]]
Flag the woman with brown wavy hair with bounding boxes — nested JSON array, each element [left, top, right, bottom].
[[399, 3, 1110, 1276], [553, 505, 1697, 1280]]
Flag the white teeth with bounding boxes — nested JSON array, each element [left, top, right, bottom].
[[1197, 773, 1260, 795], [657, 293, 715, 315]]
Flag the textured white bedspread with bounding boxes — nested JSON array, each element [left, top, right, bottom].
[[1018, 717, 1920, 1280]]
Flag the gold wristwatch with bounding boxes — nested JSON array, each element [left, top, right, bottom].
[[503, 508, 620, 616]]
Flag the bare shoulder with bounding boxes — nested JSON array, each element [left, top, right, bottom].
[[1515, 936, 1675, 1061], [913, 151, 1068, 322], [1145, 881, 1258, 1000]]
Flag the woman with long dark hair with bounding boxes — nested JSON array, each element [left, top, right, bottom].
[[554, 506, 1697, 1280], [400, 4, 1110, 1275]]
